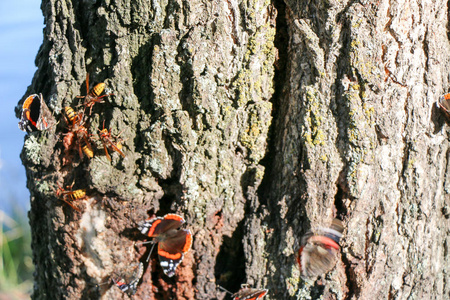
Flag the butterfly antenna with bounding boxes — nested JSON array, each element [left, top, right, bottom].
[[146, 242, 156, 262], [94, 281, 110, 287], [217, 285, 233, 295], [134, 240, 155, 247], [87, 280, 110, 289]]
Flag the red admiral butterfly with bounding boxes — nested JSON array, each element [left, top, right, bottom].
[[18, 93, 56, 132], [297, 218, 343, 279], [112, 262, 144, 295], [138, 213, 192, 277], [232, 284, 268, 300], [438, 93, 450, 120]]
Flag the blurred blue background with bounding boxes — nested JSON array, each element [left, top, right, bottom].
[[0, 0, 43, 214]]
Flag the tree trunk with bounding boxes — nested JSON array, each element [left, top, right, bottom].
[[17, 0, 450, 299]]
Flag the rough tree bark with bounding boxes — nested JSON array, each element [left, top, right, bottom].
[[16, 0, 449, 299]]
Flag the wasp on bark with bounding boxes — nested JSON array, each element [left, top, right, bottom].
[[98, 121, 125, 161], [77, 73, 113, 115], [63, 106, 94, 159], [55, 183, 87, 212]]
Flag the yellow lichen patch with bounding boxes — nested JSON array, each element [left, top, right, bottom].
[[350, 39, 361, 50], [234, 69, 255, 107], [255, 166, 265, 180], [341, 86, 378, 197], [303, 132, 313, 146], [313, 129, 325, 146], [350, 83, 360, 92], [239, 102, 272, 163], [302, 86, 327, 148], [231, 12, 276, 107], [408, 159, 416, 169], [363, 102, 375, 123], [286, 272, 301, 296]]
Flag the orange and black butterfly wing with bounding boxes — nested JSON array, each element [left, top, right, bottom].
[[317, 218, 344, 244], [438, 93, 450, 121], [298, 219, 343, 279], [138, 214, 191, 277], [299, 235, 340, 279], [232, 288, 268, 300], [18, 94, 55, 132], [138, 214, 186, 238], [113, 262, 144, 295], [157, 228, 192, 277], [35, 93, 56, 130], [19, 94, 40, 132]]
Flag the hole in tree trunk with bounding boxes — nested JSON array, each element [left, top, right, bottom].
[[214, 219, 246, 296]]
